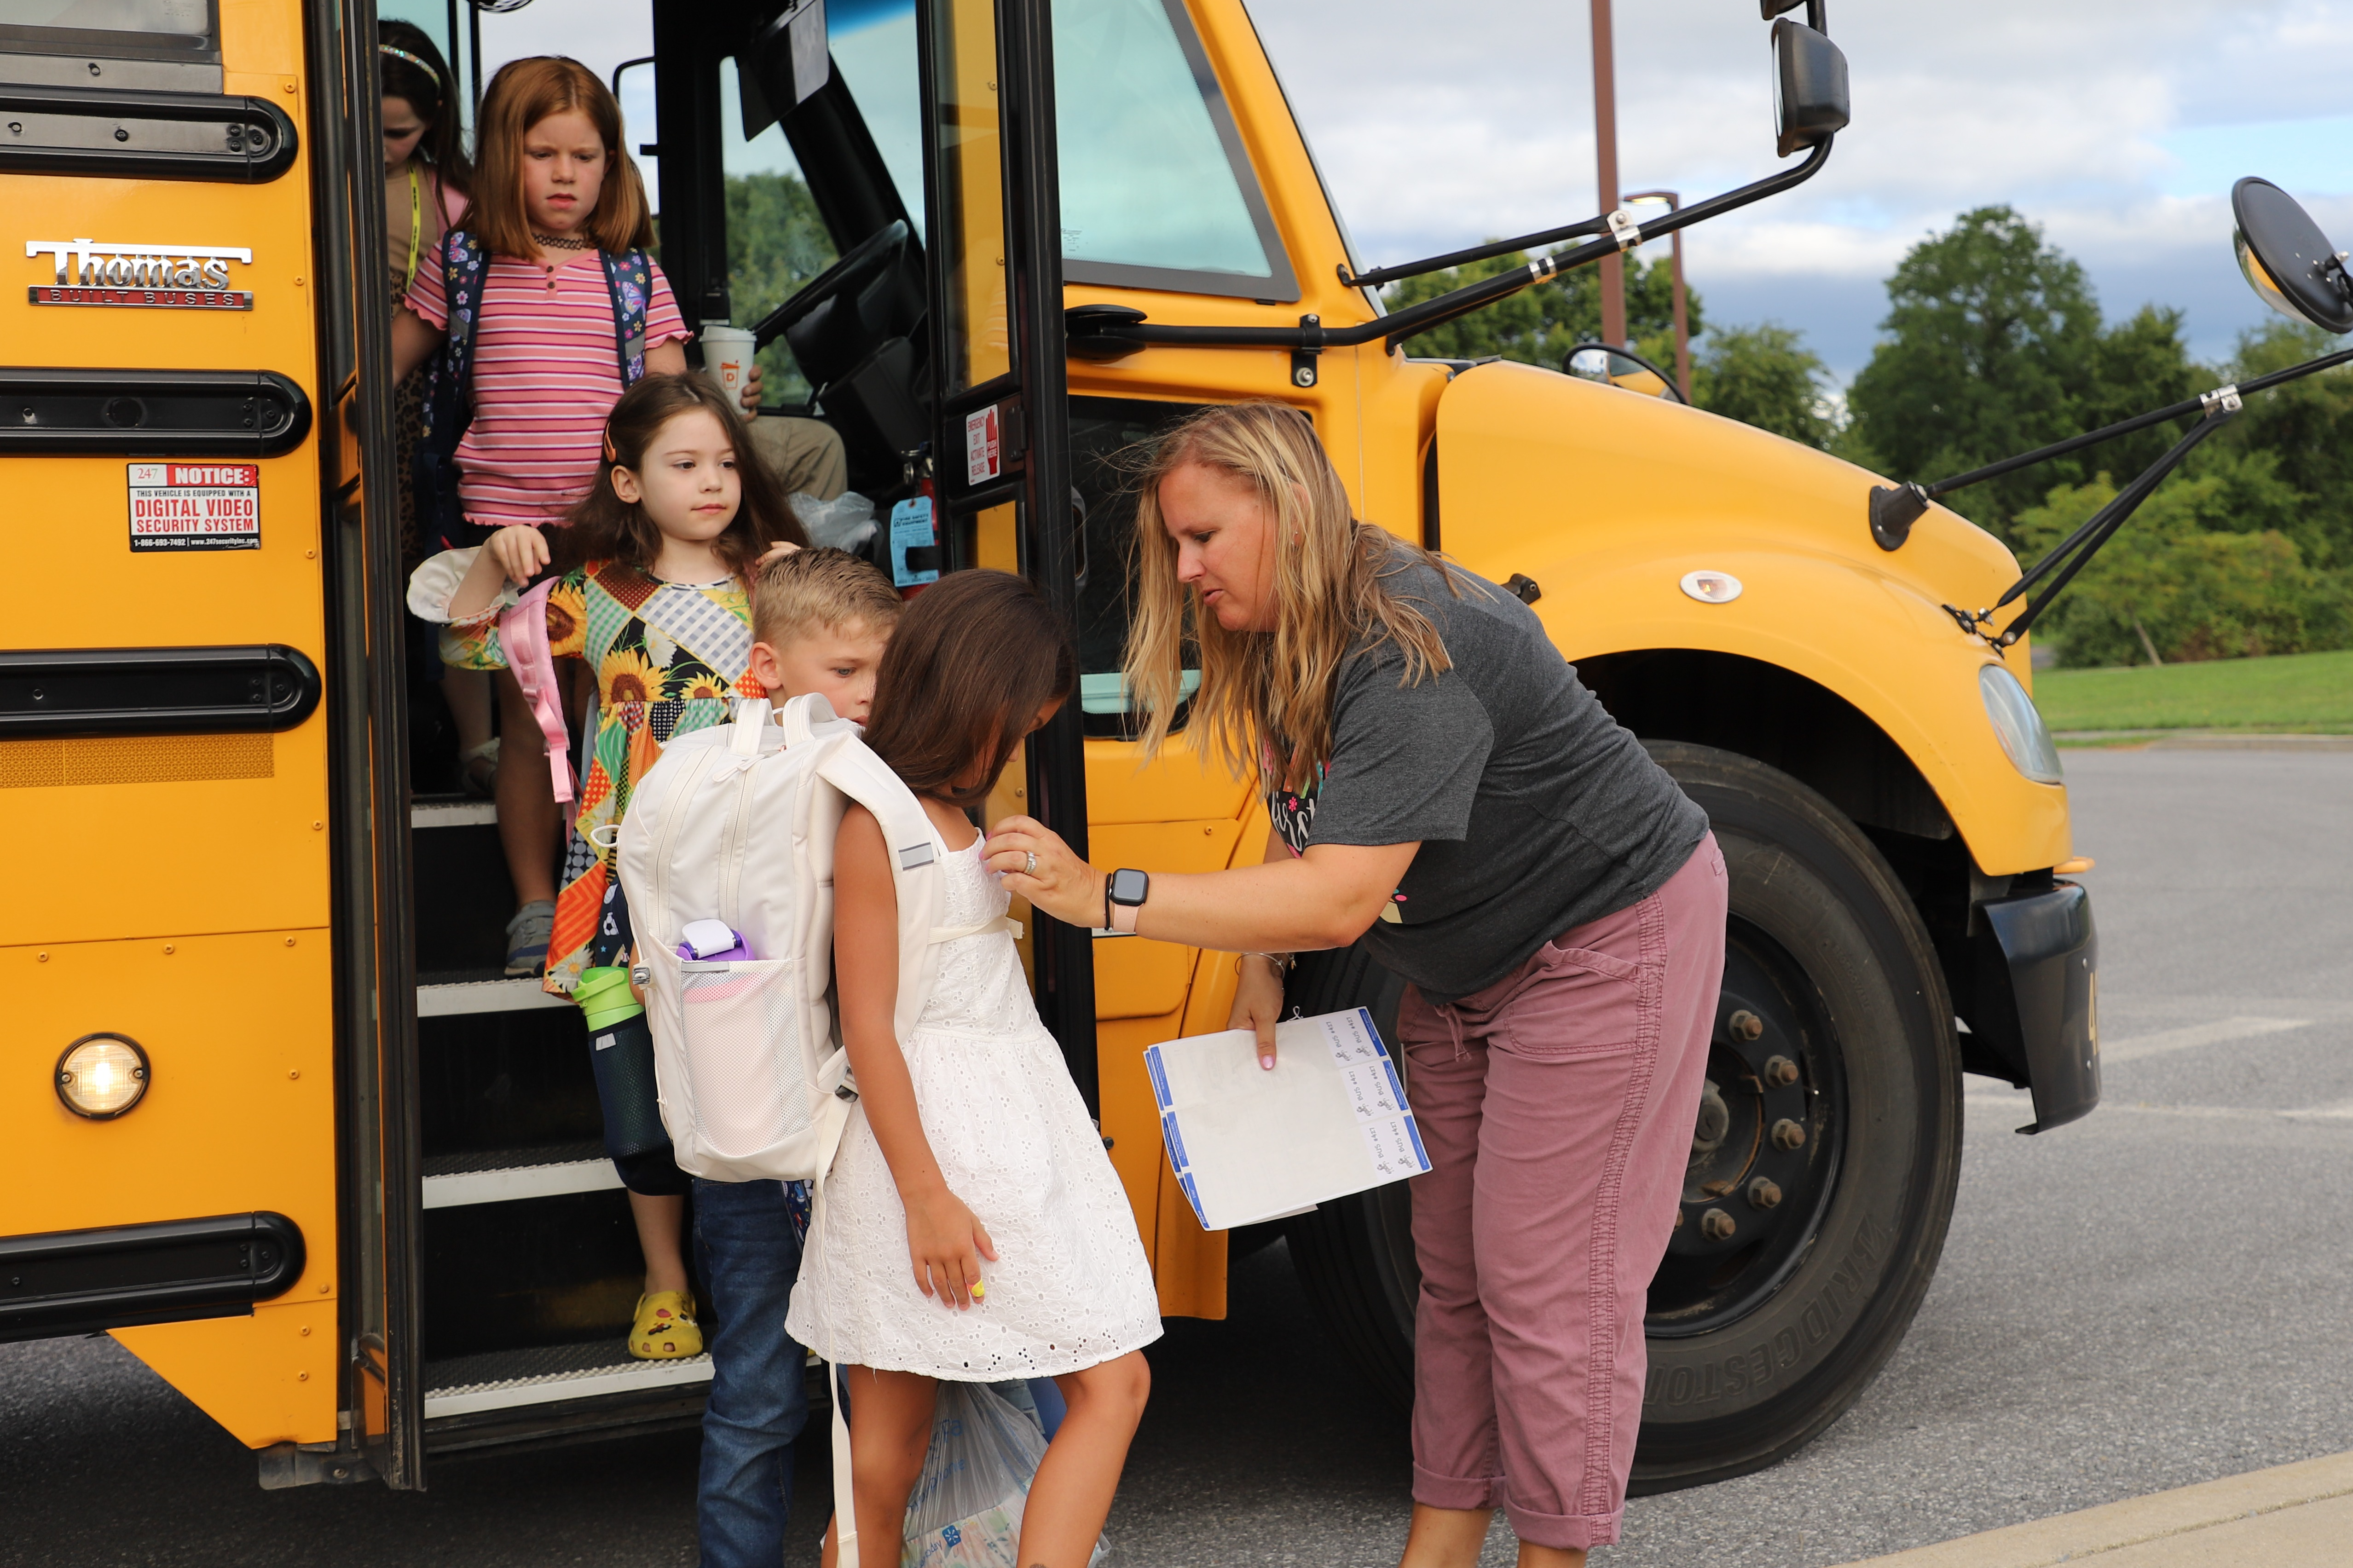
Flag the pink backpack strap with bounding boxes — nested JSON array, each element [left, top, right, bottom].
[[500, 576, 575, 805]]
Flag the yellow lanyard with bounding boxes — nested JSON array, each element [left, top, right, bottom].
[[403, 162, 422, 294]]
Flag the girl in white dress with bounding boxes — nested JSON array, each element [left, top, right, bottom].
[[787, 569, 1160, 1568]]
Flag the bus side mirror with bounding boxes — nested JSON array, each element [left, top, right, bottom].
[[1772, 19, 1849, 158], [2233, 177, 2353, 334]]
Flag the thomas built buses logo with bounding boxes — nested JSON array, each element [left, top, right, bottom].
[[25, 238, 254, 310]]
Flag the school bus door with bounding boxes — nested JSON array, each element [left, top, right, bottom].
[[914, 0, 1098, 1085]]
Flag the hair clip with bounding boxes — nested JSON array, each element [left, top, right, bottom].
[[378, 43, 441, 92], [602, 428, 619, 463]]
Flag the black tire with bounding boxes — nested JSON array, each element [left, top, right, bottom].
[[1283, 944, 1415, 1403], [1282, 742, 1962, 1490]]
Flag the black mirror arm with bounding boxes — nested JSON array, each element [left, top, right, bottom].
[[1340, 218, 1613, 292], [1873, 341, 2353, 550], [1088, 140, 1834, 360], [1947, 409, 2235, 653]]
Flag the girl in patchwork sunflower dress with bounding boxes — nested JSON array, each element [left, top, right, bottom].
[[408, 376, 807, 1359]]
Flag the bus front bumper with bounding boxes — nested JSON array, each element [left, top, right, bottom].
[[1969, 881, 2100, 1135]]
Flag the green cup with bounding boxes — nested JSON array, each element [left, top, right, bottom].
[[575, 964, 645, 1031]]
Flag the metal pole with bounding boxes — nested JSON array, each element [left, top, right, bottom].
[[1626, 190, 1688, 399], [997, 0, 1100, 1114], [1590, 0, 1624, 347], [467, 0, 484, 117]]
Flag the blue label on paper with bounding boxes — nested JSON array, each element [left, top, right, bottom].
[[1145, 1045, 1172, 1109], [890, 495, 940, 587], [1162, 1112, 1189, 1172]]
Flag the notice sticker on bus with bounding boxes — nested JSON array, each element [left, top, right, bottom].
[[127, 463, 260, 551]]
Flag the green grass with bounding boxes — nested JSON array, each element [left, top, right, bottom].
[[2033, 648, 2353, 733]]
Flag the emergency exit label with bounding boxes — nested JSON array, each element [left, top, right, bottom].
[[127, 463, 260, 551], [965, 404, 1001, 485]]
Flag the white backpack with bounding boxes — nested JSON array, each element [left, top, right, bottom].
[[616, 692, 1012, 1182], [615, 692, 1012, 1568]]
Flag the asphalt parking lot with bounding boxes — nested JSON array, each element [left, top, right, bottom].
[[6, 744, 2351, 1566]]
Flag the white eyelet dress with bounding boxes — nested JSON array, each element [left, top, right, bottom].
[[786, 839, 1163, 1379]]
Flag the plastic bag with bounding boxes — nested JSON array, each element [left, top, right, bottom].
[[791, 490, 879, 553], [901, 1381, 1108, 1568]]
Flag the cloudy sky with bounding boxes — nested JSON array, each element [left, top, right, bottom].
[[423, 0, 2353, 381]]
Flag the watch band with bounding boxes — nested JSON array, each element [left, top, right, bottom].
[[1111, 898, 1140, 934]]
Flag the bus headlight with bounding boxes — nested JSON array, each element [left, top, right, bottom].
[[1980, 664, 2064, 784], [56, 1034, 151, 1119]]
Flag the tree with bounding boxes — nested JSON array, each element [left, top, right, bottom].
[[2208, 321, 2353, 568], [1845, 207, 2202, 539], [1692, 323, 1833, 448], [2010, 471, 2347, 666], [725, 171, 836, 401], [1380, 249, 1697, 370]]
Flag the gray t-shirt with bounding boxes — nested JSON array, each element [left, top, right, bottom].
[[1266, 553, 1708, 1003]]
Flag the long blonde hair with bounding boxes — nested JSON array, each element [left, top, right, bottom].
[[1124, 403, 1456, 791]]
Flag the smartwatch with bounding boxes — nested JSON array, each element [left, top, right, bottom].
[[1106, 867, 1149, 933]]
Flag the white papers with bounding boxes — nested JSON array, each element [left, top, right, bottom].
[[1144, 1008, 1433, 1231]]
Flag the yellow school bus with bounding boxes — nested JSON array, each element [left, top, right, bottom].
[[3, 0, 2094, 1495]]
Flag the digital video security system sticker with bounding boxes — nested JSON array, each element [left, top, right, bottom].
[[128, 463, 260, 551]]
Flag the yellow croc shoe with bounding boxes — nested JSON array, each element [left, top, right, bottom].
[[629, 1291, 703, 1360]]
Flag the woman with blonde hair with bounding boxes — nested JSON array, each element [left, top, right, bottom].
[[988, 401, 1726, 1568]]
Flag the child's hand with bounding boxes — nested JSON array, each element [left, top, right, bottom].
[[903, 1187, 997, 1310], [755, 539, 802, 572], [484, 523, 550, 587]]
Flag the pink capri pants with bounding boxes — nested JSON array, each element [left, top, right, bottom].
[[1399, 833, 1727, 1551]]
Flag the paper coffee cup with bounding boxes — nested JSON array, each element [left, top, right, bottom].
[[699, 324, 758, 405]]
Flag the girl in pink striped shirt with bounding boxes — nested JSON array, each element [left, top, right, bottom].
[[391, 56, 705, 984], [389, 57, 744, 1363]]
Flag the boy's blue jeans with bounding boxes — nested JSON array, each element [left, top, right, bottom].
[[691, 1176, 811, 1568]]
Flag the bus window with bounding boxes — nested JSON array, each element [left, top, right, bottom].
[[1069, 396, 1212, 730], [829, 0, 925, 238], [721, 54, 841, 406], [0, 0, 222, 90], [723, 0, 923, 407], [1053, 0, 1296, 300]]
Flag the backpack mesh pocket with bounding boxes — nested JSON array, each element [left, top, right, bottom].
[[678, 957, 811, 1158]]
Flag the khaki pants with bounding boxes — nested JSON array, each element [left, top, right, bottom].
[[744, 415, 847, 502]]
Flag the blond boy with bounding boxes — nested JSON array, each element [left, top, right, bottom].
[[693, 542, 898, 1565], [744, 546, 902, 723]]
